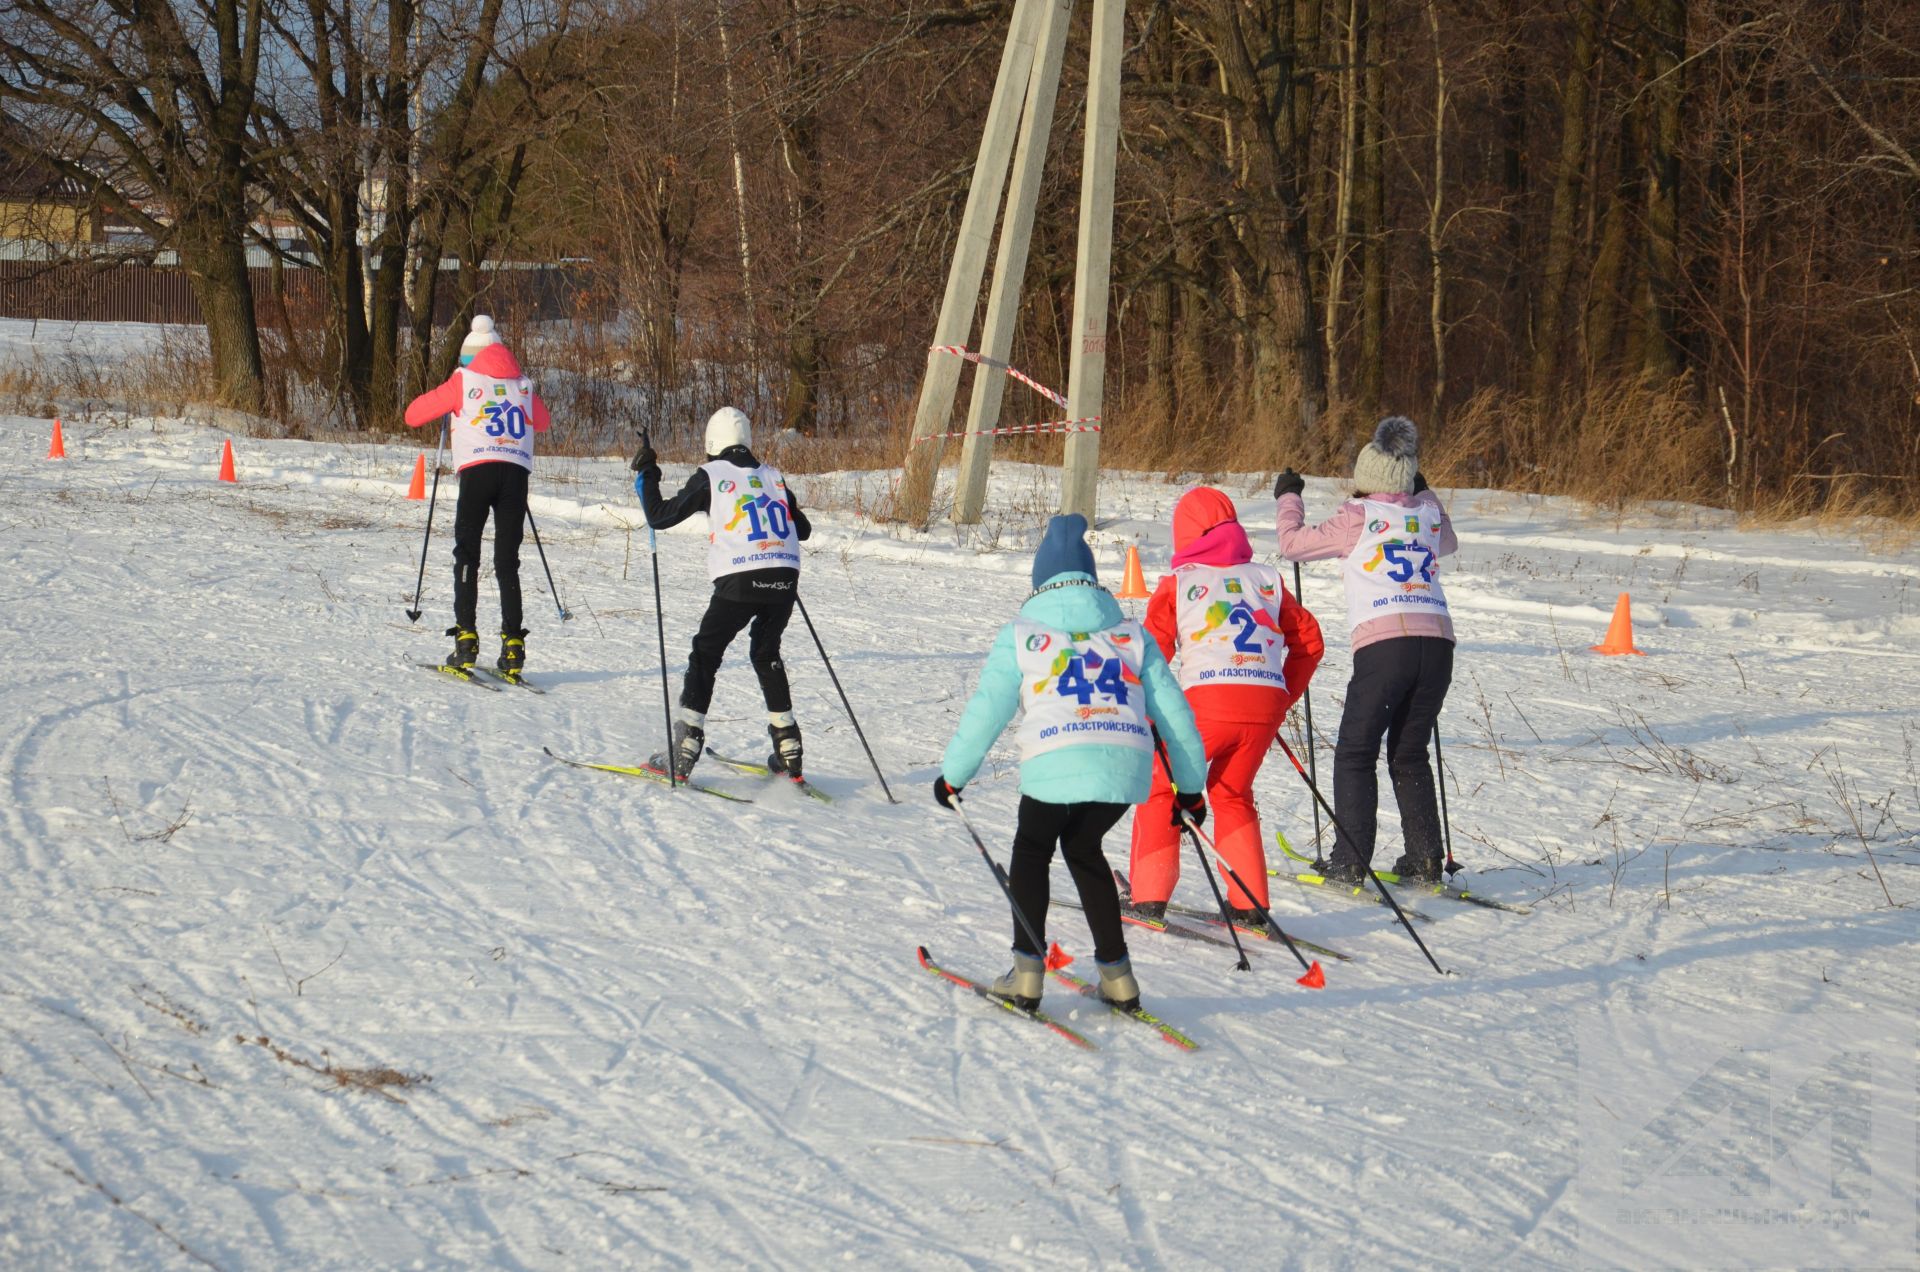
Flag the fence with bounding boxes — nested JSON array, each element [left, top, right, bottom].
[[0, 258, 601, 327]]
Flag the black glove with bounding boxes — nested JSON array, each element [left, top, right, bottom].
[[1412, 470, 1429, 494], [1172, 790, 1207, 828], [933, 777, 961, 809], [629, 431, 657, 473], [1273, 469, 1305, 499]]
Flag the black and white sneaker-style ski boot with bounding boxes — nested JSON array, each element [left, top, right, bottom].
[[496, 628, 527, 676], [445, 626, 480, 669], [1095, 956, 1141, 1013], [1314, 857, 1369, 886], [989, 950, 1047, 1011], [649, 721, 705, 781], [767, 721, 804, 779], [1390, 852, 1443, 882]]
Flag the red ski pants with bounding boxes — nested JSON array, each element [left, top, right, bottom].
[[1128, 714, 1282, 910]]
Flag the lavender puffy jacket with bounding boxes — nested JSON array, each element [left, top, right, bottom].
[[1275, 490, 1458, 651]]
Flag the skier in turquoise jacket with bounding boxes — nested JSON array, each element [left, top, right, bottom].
[[936, 514, 1208, 1012]]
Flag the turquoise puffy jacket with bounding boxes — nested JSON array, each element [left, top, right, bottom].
[[941, 572, 1207, 805]]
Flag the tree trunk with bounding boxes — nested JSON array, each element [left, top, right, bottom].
[[1637, 0, 1685, 378], [1355, 0, 1385, 415], [1531, 0, 1598, 401], [1210, 0, 1328, 435]]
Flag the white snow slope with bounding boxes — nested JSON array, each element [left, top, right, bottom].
[[1, 412, 1915, 1270]]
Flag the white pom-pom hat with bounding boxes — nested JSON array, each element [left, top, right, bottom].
[[459, 314, 500, 366]]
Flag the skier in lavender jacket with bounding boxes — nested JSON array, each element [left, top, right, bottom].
[[1275, 416, 1459, 883]]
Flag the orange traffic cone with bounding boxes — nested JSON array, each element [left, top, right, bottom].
[[1116, 543, 1150, 599], [1590, 592, 1645, 655], [217, 438, 237, 483], [47, 418, 65, 459], [406, 453, 427, 500]]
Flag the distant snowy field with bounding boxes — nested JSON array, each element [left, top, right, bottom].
[[1, 404, 1916, 1269]]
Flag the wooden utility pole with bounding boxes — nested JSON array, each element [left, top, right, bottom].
[[1059, 0, 1125, 523], [897, 0, 1126, 528], [896, 0, 1047, 526], [953, 0, 1073, 525]]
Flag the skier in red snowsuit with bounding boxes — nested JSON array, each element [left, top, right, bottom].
[[1127, 486, 1325, 920]]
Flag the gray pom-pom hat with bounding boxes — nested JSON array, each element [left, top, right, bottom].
[[1352, 415, 1419, 496]]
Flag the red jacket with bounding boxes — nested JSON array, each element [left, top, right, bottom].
[[403, 343, 552, 432], [1145, 487, 1324, 723]]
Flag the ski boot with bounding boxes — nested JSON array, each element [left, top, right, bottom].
[[1128, 900, 1167, 921], [767, 721, 804, 780], [496, 629, 528, 679], [1313, 856, 1368, 886], [988, 950, 1047, 1011], [1095, 955, 1141, 1013], [648, 720, 704, 782], [444, 626, 480, 669], [1389, 852, 1442, 882], [1227, 907, 1270, 933]]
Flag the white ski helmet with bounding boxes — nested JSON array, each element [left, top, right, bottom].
[[705, 406, 752, 456]]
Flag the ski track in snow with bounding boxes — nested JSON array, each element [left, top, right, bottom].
[[2, 410, 1917, 1269]]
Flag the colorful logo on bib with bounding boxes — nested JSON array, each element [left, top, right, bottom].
[[1025, 632, 1052, 653], [1257, 581, 1277, 597], [749, 477, 763, 489], [493, 385, 506, 397], [718, 480, 737, 493], [1368, 518, 1389, 534], [1185, 584, 1209, 602], [468, 388, 483, 400], [1189, 600, 1283, 647], [1405, 516, 1421, 533], [1225, 578, 1243, 595]]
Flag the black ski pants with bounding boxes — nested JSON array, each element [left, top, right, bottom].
[[681, 595, 794, 714], [1330, 635, 1454, 869], [1007, 797, 1130, 964], [451, 461, 528, 633]]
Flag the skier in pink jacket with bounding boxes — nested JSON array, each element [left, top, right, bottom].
[[1275, 416, 1458, 882], [404, 315, 552, 674]]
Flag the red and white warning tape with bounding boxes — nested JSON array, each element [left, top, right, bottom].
[[909, 416, 1102, 448], [930, 345, 1069, 408]]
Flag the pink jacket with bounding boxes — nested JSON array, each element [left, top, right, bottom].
[[403, 343, 552, 432], [1276, 490, 1458, 650]]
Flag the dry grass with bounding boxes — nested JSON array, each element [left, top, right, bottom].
[[234, 1033, 431, 1103], [11, 325, 1915, 530]]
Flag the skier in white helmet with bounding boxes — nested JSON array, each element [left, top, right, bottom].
[[631, 407, 812, 782]]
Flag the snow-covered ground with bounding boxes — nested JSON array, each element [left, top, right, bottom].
[[1, 410, 1915, 1270]]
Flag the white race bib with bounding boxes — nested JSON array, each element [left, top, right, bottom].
[[705, 460, 801, 580], [1170, 562, 1289, 691], [451, 369, 536, 471], [1342, 498, 1451, 632], [1011, 618, 1155, 762]]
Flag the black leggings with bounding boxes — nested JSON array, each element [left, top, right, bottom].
[[681, 595, 794, 714], [1007, 797, 1130, 964], [1331, 636, 1454, 867], [450, 462, 528, 632]]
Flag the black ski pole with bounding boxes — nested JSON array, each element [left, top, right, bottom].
[[795, 594, 897, 803], [525, 507, 572, 621], [405, 420, 448, 622], [641, 433, 677, 789], [1149, 733, 1250, 972], [1292, 561, 1324, 855], [1274, 732, 1450, 976], [1434, 723, 1458, 876], [1180, 813, 1326, 987], [950, 798, 1052, 962]]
